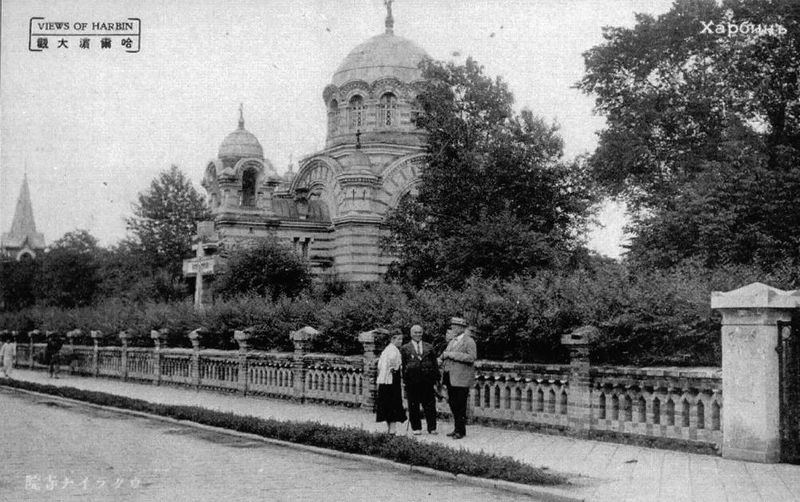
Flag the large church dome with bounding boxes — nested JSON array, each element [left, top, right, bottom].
[[332, 33, 428, 86], [322, 6, 429, 149]]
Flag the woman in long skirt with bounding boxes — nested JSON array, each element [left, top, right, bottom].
[[375, 332, 406, 434], [1, 335, 16, 378]]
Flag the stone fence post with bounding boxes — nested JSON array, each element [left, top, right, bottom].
[[28, 330, 40, 370], [711, 282, 800, 462], [10, 331, 19, 367], [358, 328, 387, 411], [151, 329, 168, 386], [561, 325, 597, 437], [119, 330, 131, 380], [290, 326, 319, 402], [234, 329, 252, 395], [90, 331, 103, 377], [188, 328, 203, 390]]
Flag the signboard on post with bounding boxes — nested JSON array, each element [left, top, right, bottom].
[[183, 257, 216, 277]]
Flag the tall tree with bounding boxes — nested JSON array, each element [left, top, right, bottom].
[[126, 165, 210, 278], [36, 229, 102, 308], [578, 0, 800, 268], [383, 58, 595, 286]]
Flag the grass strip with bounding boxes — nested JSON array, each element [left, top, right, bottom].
[[1, 377, 565, 486]]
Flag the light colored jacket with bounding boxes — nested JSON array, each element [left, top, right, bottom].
[[376, 343, 402, 385], [442, 333, 477, 387]]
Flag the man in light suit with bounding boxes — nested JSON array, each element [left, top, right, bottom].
[[440, 317, 477, 439], [401, 325, 440, 435]]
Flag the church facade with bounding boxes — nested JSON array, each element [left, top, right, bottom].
[[195, 8, 428, 284]]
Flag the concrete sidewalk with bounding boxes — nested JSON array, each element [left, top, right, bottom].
[[6, 369, 800, 501]]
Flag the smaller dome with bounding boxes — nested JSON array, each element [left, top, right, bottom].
[[218, 107, 263, 160]]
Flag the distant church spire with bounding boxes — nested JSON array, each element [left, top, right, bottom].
[[238, 103, 245, 129], [384, 0, 394, 34], [1, 174, 45, 260], [11, 174, 37, 235]]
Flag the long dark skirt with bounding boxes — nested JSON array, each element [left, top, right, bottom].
[[375, 379, 406, 423]]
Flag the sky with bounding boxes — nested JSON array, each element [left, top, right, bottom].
[[1, 0, 677, 258]]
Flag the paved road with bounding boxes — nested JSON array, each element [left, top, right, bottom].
[[0, 388, 530, 501]]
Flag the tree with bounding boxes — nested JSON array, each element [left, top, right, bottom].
[[215, 237, 311, 300], [0, 256, 39, 311], [126, 165, 210, 279], [578, 0, 800, 268], [383, 57, 595, 286], [36, 229, 102, 308]]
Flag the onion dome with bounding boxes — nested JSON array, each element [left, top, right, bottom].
[[218, 104, 263, 160]]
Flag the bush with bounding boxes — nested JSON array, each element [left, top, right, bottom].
[[2, 258, 793, 365], [215, 238, 312, 301]]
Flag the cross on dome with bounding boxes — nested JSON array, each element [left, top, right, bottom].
[[384, 0, 394, 34]]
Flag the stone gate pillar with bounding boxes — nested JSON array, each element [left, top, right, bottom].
[[561, 325, 597, 436], [358, 328, 387, 411], [711, 282, 800, 462]]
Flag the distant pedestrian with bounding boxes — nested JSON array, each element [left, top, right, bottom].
[[401, 325, 440, 435], [375, 331, 406, 435], [45, 332, 63, 378], [440, 318, 477, 439], [0, 335, 14, 377]]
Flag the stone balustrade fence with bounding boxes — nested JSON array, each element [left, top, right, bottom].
[[9, 325, 722, 449]]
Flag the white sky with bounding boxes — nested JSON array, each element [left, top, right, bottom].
[[1, 0, 676, 258]]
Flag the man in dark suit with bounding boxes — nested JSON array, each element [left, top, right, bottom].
[[401, 324, 440, 435], [441, 318, 477, 439]]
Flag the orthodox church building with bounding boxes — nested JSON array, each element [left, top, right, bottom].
[[194, 6, 428, 284], [1, 175, 45, 260]]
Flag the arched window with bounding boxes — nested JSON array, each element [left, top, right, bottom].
[[328, 99, 339, 134], [348, 95, 364, 130], [241, 168, 257, 207], [380, 93, 397, 127]]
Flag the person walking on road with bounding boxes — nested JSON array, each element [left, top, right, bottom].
[[440, 318, 477, 440], [401, 324, 440, 435], [0, 334, 15, 377], [375, 331, 407, 435]]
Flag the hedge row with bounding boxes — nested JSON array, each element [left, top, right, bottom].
[[1, 378, 565, 486], [0, 260, 791, 365]]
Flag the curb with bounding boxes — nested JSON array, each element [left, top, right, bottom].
[[2, 383, 585, 501]]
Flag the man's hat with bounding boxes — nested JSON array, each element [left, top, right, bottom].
[[449, 317, 467, 327]]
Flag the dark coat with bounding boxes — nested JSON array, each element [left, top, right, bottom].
[[400, 341, 440, 385]]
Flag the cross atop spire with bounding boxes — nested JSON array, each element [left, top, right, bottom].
[[384, 0, 394, 34], [238, 103, 245, 129]]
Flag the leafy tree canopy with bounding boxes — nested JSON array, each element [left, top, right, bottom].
[[126, 165, 210, 278], [37, 229, 102, 308], [215, 237, 312, 301], [578, 0, 800, 268], [383, 57, 596, 286]]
